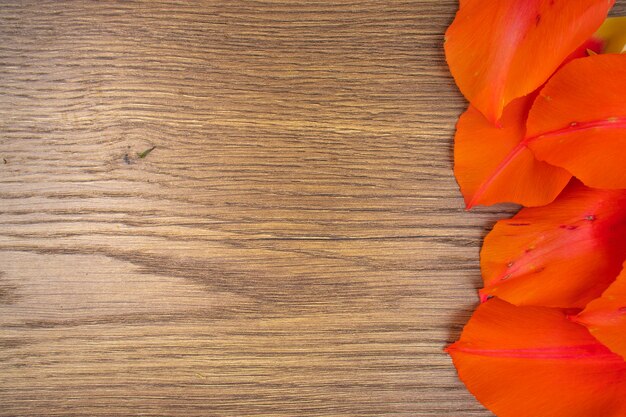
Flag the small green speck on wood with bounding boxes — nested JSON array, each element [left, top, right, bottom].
[[137, 146, 156, 159]]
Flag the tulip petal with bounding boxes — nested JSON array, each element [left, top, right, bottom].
[[454, 39, 602, 209], [480, 181, 626, 308], [454, 95, 571, 209], [447, 298, 626, 417], [444, 0, 613, 123], [576, 263, 626, 359], [528, 54, 626, 189]]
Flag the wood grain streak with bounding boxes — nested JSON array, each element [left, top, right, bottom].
[[3, 1, 623, 416]]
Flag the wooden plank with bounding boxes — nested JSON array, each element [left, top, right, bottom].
[[3, 1, 621, 415]]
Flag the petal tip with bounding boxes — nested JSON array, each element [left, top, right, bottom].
[[478, 290, 491, 303]]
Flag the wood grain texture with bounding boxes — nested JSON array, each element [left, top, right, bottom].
[[3, 1, 623, 416]]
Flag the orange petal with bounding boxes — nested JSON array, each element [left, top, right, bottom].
[[528, 54, 626, 188], [454, 94, 571, 209], [453, 38, 603, 209], [447, 298, 626, 417], [576, 262, 626, 359], [480, 181, 626, 308], [444, 0, 613, 123]]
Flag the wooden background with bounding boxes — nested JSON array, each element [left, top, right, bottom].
[[4, 1, 622, 416]]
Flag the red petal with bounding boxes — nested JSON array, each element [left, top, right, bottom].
[[445, 0, 613, 123], [480, 181, 626, 308], [454, 95, 571, 209], [528, 54, 626, 189], [576, 262, 626, 359], [447, 298, 626, 417]]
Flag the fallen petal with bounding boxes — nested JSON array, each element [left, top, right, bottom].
[[528, 54, 626, 189], [576, 262, 626, 359], [454, 94, 571, 209], [445, 0, 613, 123], [447, 298, 626, 417], [480, 181, 626, 308]]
